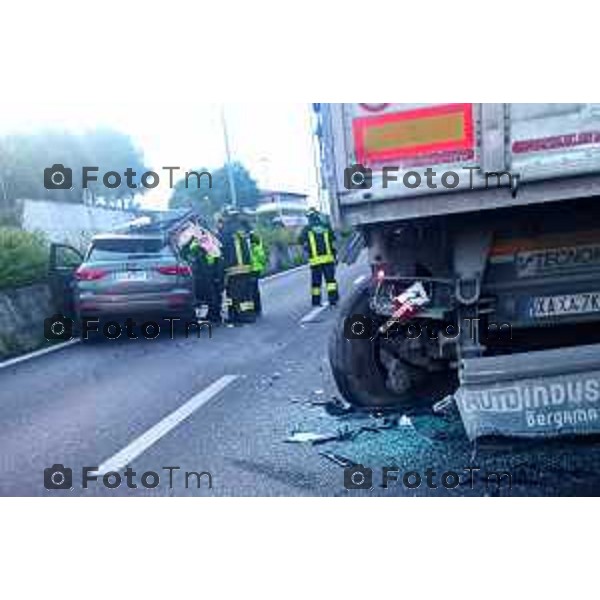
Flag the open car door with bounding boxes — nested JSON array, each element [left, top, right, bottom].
[[48, 243, 84, 317]]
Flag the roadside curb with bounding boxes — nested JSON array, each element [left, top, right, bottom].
[[0, 338, 80, 371]]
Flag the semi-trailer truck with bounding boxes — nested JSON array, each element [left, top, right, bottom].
[[315, 103, 600, 439]]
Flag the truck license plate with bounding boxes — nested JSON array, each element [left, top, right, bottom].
[[530, 291, 600, 317]]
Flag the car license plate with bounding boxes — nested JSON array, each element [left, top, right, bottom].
[[530, 291, 600, 317], [116, 271, 148, 282]]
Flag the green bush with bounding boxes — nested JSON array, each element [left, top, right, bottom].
[[256, 225, 297, 251], [0, 228, 48, 290], [292, 252, 305, 266]]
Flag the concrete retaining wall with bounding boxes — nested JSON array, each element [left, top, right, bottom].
[[0, 283, 56, 360], [0, 200, 141, 359]]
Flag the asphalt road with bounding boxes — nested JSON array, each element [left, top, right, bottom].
[[2, 260, 600, 496]]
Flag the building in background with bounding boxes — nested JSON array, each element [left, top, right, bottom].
[[20, 199, 164, 248], [254, 190, 309, 227]]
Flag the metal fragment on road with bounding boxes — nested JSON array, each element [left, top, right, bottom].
[[432, 395, 457, 415], [285, 431, 340, 444], [322, 397, 354, 416], [284, 426, 363, 445], [318, 451, 356, 468]]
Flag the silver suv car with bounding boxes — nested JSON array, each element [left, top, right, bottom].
[[50, 233, 195, 328], [76, 233, 195, 321]]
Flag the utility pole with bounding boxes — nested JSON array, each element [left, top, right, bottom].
[[220, 104, 238, 208], [310, 104, 327, 214]]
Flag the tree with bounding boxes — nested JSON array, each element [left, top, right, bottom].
[[82, 128, 149, 209], [1, 132, 74, 205], [168, 165, 213, 217], [0, 136, 22, 222], [169, 161, 259, 222], [0, 128, 149, 209]]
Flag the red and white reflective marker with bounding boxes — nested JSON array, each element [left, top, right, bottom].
[[378, 281, 430, 335], [391, 281, 430, 319]]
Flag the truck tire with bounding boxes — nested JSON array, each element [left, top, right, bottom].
[[329, 279, 431, 409]]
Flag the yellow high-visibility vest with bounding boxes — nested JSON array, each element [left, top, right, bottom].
[[227, 232, 252, 275], [307, 228, 335, 266]]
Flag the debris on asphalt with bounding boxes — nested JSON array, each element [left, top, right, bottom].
[[285, 431, 341, 444], [322, 396, 354, 416], [309, 398, 330, 406], [284, 426, 363, 445], [418, 429, 450, 443], [432, 395, 458, 417], [361, 416, 400, 432], [409, 413, 463, 445], [318, 451, 356, 468]]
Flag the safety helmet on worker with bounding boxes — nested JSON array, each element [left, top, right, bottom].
[[306, 207, 322, 226]]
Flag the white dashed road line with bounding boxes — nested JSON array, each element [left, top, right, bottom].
[[300, 304, 329, 324], [95, 374, 238, 475]]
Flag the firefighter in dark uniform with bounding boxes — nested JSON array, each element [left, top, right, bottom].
[[181, 236, 223, 323], [299, 208, 338, 306], [219, 209, 257, 323], [203, 246, 224, 323]]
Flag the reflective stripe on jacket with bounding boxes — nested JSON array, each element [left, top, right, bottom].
[[250, 235, 267, 274], [306, 227, 335, 266], [225, 231, 253, 275]]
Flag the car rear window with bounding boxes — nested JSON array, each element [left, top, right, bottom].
[[87, 238, 175, 261]]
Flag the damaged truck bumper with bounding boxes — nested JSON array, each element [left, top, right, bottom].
[[455, 343, 600, 440]]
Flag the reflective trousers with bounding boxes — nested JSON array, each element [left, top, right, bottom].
[[225, 272, 257, 322], [310, 262, 338, 306]]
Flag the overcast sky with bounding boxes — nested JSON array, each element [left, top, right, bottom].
[[0, 102, 320, 209]]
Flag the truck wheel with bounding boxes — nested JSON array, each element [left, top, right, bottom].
[[329, 279, 432, 409]]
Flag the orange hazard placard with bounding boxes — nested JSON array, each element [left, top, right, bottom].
[[352, 103, 474, 165]]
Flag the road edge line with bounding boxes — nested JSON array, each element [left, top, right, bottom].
[[0, 338, 80, 371], [262, 264, 307, 282]]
